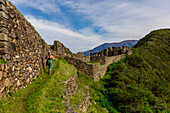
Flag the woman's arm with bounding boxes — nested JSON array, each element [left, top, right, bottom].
[[50, 55, 56, 60]]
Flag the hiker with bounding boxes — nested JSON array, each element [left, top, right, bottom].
[[46, 51, 55, 75]]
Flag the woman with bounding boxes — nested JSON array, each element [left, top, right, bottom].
[[46, 51, 55, 75]]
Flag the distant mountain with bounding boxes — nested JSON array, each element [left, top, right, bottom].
[[82, 40, 138, 56]]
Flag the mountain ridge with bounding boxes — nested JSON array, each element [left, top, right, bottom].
[[82, 40, 138, 56]]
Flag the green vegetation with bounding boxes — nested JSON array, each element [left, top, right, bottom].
[[70, 71, 108, 113], [0, 59, 7, 64], [0, 29, 169, 113], [0, 58, 76, 113], [89, 29, 170, 112]]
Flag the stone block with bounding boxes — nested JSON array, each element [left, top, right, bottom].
[[17, 80, 21, 86], [0, 0, 5, 4], [0, 47, 8, 54], [0, 11, 8, 19], [0, 41, 7, 48], [0, 27, 8, 34], [0, 33, 8, 41], [4, 78, 11, 86], [0, 4, 6, 12]]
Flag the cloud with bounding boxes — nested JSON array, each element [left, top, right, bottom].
[[10, 0, 170, 52], [25, 15, 103, 52], [60, 0, 170, 39], [10, 0, 60, 13]]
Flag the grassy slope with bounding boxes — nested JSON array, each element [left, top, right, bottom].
[[89, 29, 170, 113], [0, 58, 76, 113], [0, 58, 106, 113], [0, 29, 169, 113], [69, 71, 108, 113]]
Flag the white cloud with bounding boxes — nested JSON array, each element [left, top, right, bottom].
[[10, 0, 170, 52], [60, 0, 170, 39], [10, 0, 60, 13], [25, 15, 103, 52]]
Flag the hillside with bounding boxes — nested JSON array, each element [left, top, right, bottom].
[[90, 29, 170, 112], [0, 58, 107, 113], [82, 40, 138, 56], [0, 29, 169, 113]]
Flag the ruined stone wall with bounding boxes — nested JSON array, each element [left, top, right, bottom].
[[65, 57, 95, 78], [90, 56, 106, 64], [0, 0, 51, 96], [65, 54, 128, 81], [90, 46, 130, 57], [53, 40, 90, 62], [63, 73, 78, 97], [89, 46, 130, 68], [77, 86, 90, 112]]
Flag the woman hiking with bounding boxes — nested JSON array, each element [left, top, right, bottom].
[[46, 51, 55, 75]]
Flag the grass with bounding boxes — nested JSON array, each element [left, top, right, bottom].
[[1, 29, 169, 112], [69, 71, 108, 113], [88, 29, 170, 112], [0, 58, 76, 113]]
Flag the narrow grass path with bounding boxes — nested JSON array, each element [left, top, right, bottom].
[[0, 58, 76, 113]]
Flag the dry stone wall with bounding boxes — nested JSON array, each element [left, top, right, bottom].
[[52, 40, 90, 62], [0, 0, 52, 96], [65, 57, 94, 78], [52, 41, 131, 81], [77, 86, 90, 112], [64, 46, 132, 81]]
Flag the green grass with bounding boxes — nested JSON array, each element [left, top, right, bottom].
[[69, 71, 108, 113], [0, 59, 7, 64], [0, 58, 76, 113], [89, 29, 170, 113], [1, 29, 169, 113], [0, 57, 107, 113]]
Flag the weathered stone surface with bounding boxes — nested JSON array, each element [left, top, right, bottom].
[[78, 86, 90, 112], [27, 67, 32, 73], [17, 80, 21, 86], [0, 11, 8, 19], [0, 0, 5, 4], [0, 80, 5, 93], [0, 4, 6, 11], [0, 0, 53, 97], [0, 42, 7, 48], [0, 27, 8, 34], [0, 47, 8, 54], [4, 78, 10, 86], [0, 71, 2, 80], [0, 84, 5, 93], [0, 33, 8, 41]]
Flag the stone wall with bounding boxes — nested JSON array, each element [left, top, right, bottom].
[[65, 54, 128, 81], [77, 85, 90, 112], [0, 0, 52, 96], [63, 73, 78, 97], [62, 73, 78, 113], [65, 57, 95, 78], [52, 40, 90, 62], [92, 54, 126, 81], [90, 56, 106, 64], [90, 46, 130, 57], [62, 72, 90, 113]]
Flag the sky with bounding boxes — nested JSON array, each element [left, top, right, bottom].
[[10, 0, 170, 52]]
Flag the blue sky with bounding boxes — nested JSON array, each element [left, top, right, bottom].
[[10, 0, 170, 52]]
